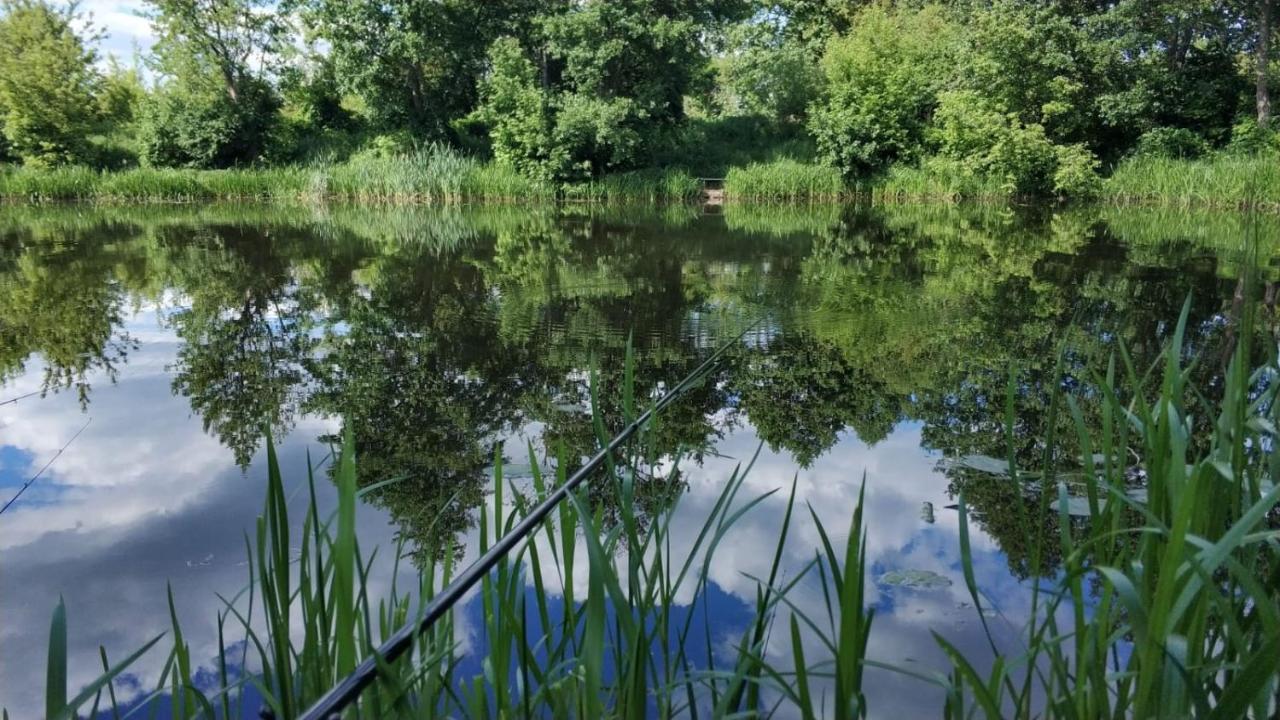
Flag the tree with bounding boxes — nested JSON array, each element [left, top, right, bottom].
[[807, 4, 961, 176], [476, 37, 557, 180], [717, 17, 822, 120], [476, 0, 749, 181], [305, 0, 542, 138], [140, 0, 284, 167], [1255, 0, 1274, 126], [0, 0, 101, 166]]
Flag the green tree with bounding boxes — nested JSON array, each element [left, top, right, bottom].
[[476, 37, 557, 180], [140, 0, 283, 167], [807, 4, 961, 177], [304, 0, 541, 138], [477, 0, 749, 181], [717, 17, 822, 120], [0, 0, 101, 166]]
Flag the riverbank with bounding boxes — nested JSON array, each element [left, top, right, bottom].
[[3, 151, 1278, 210]]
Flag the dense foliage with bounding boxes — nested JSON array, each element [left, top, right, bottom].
[[0, 0, 1278, 195]]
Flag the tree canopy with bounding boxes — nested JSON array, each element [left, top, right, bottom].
[[0, 0, 1276, 188]]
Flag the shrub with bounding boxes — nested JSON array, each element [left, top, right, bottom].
[[1134, 127, 1210, 159], [475, 37, 556, 181], [1052, 143, 1102, 198], [931, 90, 1101, 198], [139, 77, 279, 169], [1226, 119, 1280, 156], [808, 4, 960, 177], [551, 94, 642, 181]]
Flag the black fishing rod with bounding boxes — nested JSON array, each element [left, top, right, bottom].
[[297, 331, 747, 720]]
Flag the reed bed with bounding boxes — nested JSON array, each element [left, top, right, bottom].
[[561, 168, 702, 203], [6, 150, 1280, 209], [869, 161, 1013, 203], [0, 152, 695, 205], [14, 296, 1280, 719], [723, 158, 845, 201], [1104, 154, 1280, 211]]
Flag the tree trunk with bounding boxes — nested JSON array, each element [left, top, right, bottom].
[[222, 66, 240, 105], [1259, 0, 1272, 127]]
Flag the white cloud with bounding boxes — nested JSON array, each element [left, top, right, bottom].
[[79, 1, 156, 65]]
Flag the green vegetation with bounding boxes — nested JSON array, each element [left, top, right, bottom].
[[0, 150, 705, 203], [1105, 154, 1280, 210], [1, 0, 1279, 205], [0, 0, 104, 167], [16, 291, 1280, 717]]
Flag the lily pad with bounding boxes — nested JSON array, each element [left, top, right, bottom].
[[877, 569, 953, 590]]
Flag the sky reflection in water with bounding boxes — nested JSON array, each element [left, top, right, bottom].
[[0, 203, 1262, 717]]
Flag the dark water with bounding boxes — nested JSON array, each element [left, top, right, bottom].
[[0, 202, 1271, 716]]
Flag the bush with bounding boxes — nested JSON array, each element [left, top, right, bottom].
[[140, 77, 279, 169], [1226, 119, 1280, 156], [931, 90, 1100, 198], [475, 38, 556, 181], [1134, 127, 1210, 159], [808, 5, 960, 177], [1052, 143, 1102, 198], [550, 94, 642, 181]]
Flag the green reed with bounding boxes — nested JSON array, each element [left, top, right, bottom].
[[560, 168, 702, 203], [0, 149, 699, 205], [723, 159, 845, 201], [1105, 154, 1280, 211], [12, 300, 1280, 718]]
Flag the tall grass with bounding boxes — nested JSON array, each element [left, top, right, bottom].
[[723, 159, 845, 201], [561, 168, 702, 203], [1105, 154, 1280, 210], [12, 297, 1280, 718], [870, 159, 1013, 203], [0, 150, 699, 205]]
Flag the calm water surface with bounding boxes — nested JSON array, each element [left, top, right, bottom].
[[0, 203, 1270, 716]]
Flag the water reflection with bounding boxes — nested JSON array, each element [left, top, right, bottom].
[[0, 202, 1272, 716]]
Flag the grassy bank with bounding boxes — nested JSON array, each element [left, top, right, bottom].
[[24, 299, 1280, 718], [1103, 154, 1280, 210], [3, 152, 1278, 209], [0, 152, 701, 204]]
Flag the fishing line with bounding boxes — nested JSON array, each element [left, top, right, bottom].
[[0, 417, 92, 517], [0, 389, 42, 407]]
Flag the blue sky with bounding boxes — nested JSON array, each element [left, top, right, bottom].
[[80, 1, 156, 65]]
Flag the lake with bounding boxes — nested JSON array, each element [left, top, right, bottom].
[[0, 202, 1269, 717]]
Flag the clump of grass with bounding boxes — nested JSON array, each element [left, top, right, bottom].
[[1104, 154, 1280, 210], [923, 297, 1280, 717], [0, 165, 98, 200], [724, 158, 845, 201], [461, 162, 555, 201], [870, 159, 1013, 202], [561, 167, 702, 203]]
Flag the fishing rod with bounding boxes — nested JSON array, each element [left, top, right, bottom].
[[297, 329, 748, 720]]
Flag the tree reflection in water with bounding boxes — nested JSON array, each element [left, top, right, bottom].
[[1, 203, 1274, 568]]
